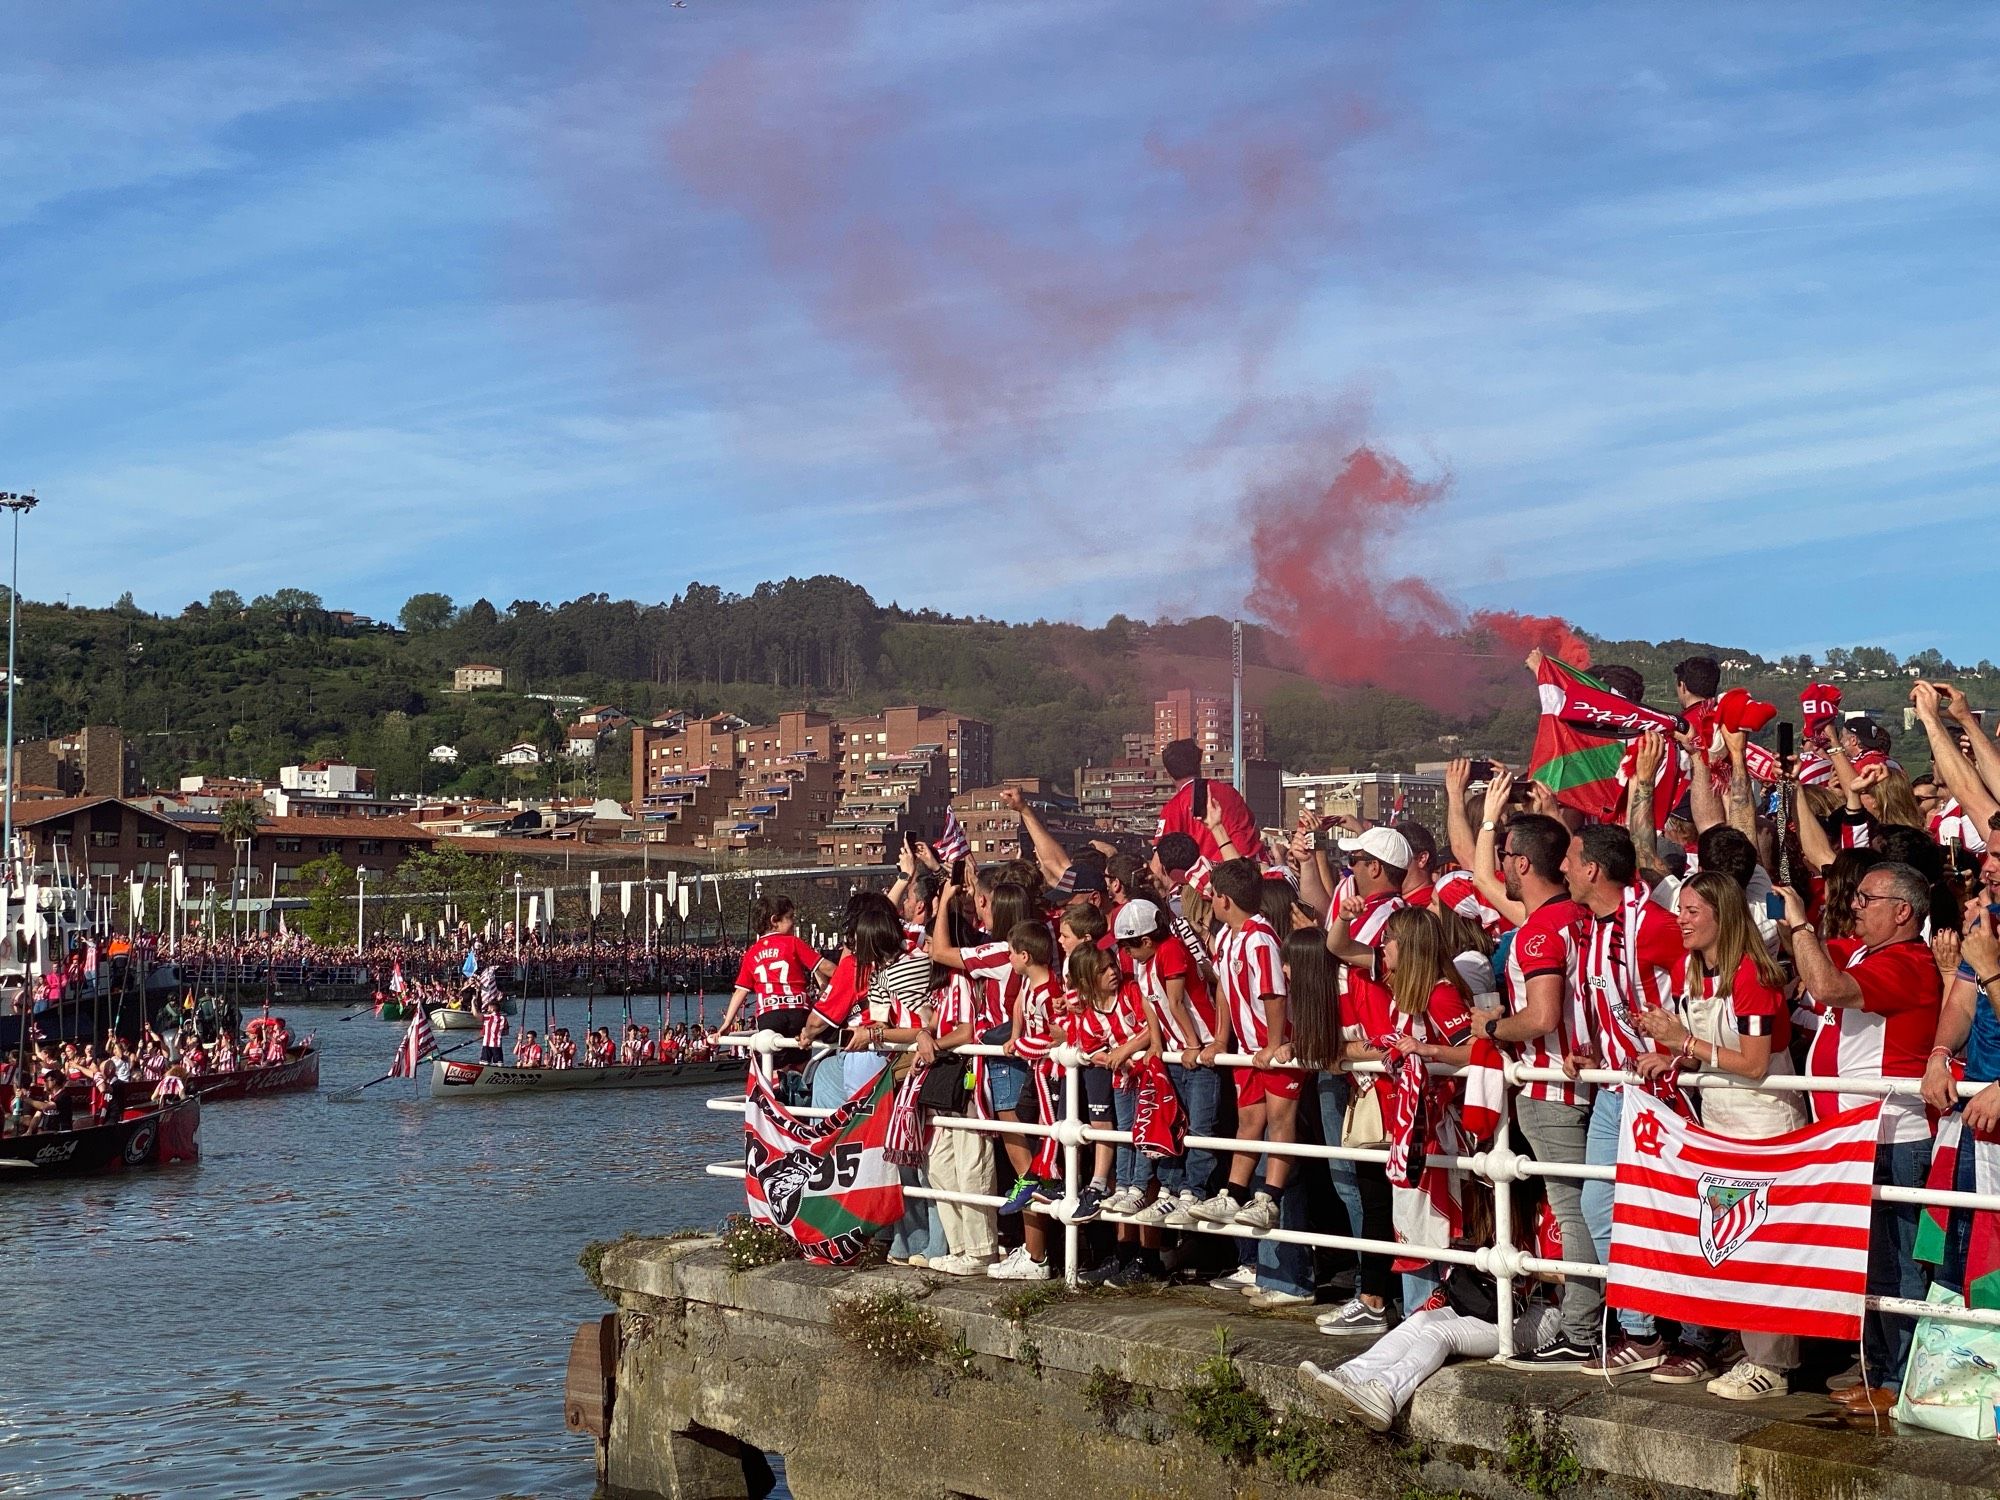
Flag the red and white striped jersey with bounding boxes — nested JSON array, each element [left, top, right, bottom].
[[1504, 896, 1590, 1106], [957, 941, 1019, 1034], [1214, 914, 1286, 1050], [1805, 938, 1943, 1143], [480, 1009, 508, 1048], [1580, 888, 1681, 1079], [1433, 868, 1514, 937], [1347, 890, 1405, 950], [1136, 934, 1216, 1050], [1931, 799, 1989, 854]]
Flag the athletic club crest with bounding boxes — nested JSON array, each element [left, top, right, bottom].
[[1696, 1173, 1770, 1266]]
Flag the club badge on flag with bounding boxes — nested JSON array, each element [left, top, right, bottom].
[[1608, 1090, 1879, 1342], [744, 1065, 904, 1265]]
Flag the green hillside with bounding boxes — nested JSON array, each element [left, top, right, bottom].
[[6, 583, 1974, 795]]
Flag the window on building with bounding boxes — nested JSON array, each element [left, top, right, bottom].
[[90, 862, 118, 878], [275, 838, 302, 853], [192, 834, 218, 850], [135, 831, 165, 849], [89, 831, 118, 848], [318, 840, 341, 854], [357, 840, 383, 855], [188, 864, 217, 881], [275, 866, 300, 884], [49, 829, 71, 846]]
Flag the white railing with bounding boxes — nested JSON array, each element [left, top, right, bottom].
[[705, 1032, 2000, 1357]]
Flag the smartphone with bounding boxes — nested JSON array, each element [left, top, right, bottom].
[[1466, 757, 1494, 781], [1190, 776, 1208, 822], [1778, 722, 1794, 761], [903, 830, 920, 856], [951, 856, 970, 887]]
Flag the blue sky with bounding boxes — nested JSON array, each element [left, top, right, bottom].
[[6, 2, 1998, 661]]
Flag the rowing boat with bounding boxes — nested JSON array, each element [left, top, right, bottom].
[[428, 1056, 745, 1099], [0, 1097, 201, 1180], [428, 1007, 482, 1031]]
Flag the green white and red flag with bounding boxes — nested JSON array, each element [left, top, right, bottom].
[[1530, 657, 1683, 825], [1915, 1112, 2000, 1310], [744, 1065, 904, 1265]]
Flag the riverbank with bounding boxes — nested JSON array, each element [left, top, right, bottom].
[[591, 1236, 2000, 1500]]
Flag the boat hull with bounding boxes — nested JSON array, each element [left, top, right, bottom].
[[428, 1008, 482, 1031], [0, 1098, 201, 1180], [429, 1057, 745, 1099], [109, 1048, 321, 1111]]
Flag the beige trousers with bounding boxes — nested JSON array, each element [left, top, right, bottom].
[[928, 1123, 998, 1260]]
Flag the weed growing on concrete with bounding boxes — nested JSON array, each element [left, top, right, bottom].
[[1017, 1336, 1045, 1378], [1259, 1407, 1340, 1486], [578, 1232, 641, 1296], [945, 1333, 979, 1378], [1398, 1484, 1474, 1500], [996, 1281, 1071, 1323], [1502, 1403, 1584, 1498], [829, 1291, 951, 1368], [1177, 1328, 1266, 1465], [1083, 1365, 1136, 1429], [721, 1213, 804, 1272]]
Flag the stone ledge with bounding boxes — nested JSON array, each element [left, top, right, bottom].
[[598, 1239, 2000, 1500]]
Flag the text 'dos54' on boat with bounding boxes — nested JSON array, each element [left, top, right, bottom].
[[429, 1056, 744, 1099], [0, 1095, 201, 1180]]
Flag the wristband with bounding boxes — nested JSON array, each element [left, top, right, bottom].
[[1980, 974, 2000, 989], [1787, 923, 1814, 937], [1930, 1046, 1956, 1063]]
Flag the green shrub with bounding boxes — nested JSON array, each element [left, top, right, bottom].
[[829, 1291, 951, 1368]]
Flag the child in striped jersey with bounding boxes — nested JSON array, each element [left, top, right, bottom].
[[1062, 942, 1142, 1225]]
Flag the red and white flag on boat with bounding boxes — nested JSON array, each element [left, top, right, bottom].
[[1608, 1091, 1879, 1341], [389, 1004, 438, 1079]]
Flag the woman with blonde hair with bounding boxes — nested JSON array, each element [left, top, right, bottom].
[[1634, 868, 1804, 1401]]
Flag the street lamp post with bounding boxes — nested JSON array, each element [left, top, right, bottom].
[[513, 871, 523, 959], [355, 866, 368, 953], [0, 492, 37, 890]]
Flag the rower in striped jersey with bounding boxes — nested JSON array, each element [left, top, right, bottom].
[[479, 1002, 508, 1063]]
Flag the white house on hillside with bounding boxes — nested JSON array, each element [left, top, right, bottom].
[[428, 744, 460, 765], [497, 742, 542, 767]]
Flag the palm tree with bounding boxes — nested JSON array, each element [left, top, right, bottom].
[[217, 796, 262, 847]]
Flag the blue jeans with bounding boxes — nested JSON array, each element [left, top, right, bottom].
[[1867, 1137, 1932, 1389], [1401, 1265, 1441, 1315], [808, 1053, 851, 1112], [1158, 1063, 1220, 1198], [1315, 1074, 1367, 1240], [1112, 1077, 1154, 1193], [1248, 1172, 1315, 1296], [890, 1164, 943, 1260], [1582, 1089, 1654, 1340]]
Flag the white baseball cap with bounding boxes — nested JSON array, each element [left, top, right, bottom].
[[1112, 898, 1163, 940], [1338, 827, 1414, 868]]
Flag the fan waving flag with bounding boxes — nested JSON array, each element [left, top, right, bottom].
[[1531, 656, 1683, 825], [1608, 1091, 1879, 1341], [933, 809, 970, 864], [389, 1004, 439, 1079], [744, 1065, 904, 1265]]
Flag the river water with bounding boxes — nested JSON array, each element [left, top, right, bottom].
[[3, 995, 751, 1498]]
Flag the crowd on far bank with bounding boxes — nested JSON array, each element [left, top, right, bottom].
[[727, 665, 2000, 1434]]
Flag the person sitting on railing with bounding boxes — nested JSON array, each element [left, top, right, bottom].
[[1188, 858, 1297, 1236], [715, 892, 835, 1049], [1632, 869, 1804, 1399], [1784, 862, 1942, 1417]]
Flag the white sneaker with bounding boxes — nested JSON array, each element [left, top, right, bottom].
[[1208, 1265, 1259, 1293], [1248, 1287, 1313, 1308], [1234, 1191, 1279, 1231], [1162, 1191, 1201, 1229], [1315, 1296, 1387, 1333], [1103, 1186, 1144, 1215], [986, 1245, 1051, 1281], [928, 1252, 985, 1277], [1187, 1190, 1241, 1225], [1301, 1361, 1397, 1432], [1128, 1196, 1175, 1227], [1707, 1360, 1787, 1402]]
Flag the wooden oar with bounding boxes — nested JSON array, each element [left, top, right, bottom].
[[326, 1039, 476, 1102]]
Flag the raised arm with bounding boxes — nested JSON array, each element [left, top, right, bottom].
[[1471, 767, 1528, 926], [1444, 758, 1478, 872], [1721, 727, 1758, 844], [1001, 786, 1073, 888], [1917, 683, 2000, 830], [1626, 731, 1666, 883]]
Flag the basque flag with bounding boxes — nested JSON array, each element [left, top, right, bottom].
[[1608, 1090, 1879, 1341], [744, 1066, 903, 1266]]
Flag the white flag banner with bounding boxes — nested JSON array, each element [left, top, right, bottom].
[[418, 922, 427, 942], [544, 886, 556, 932], [590, 871, 602, 917], [620, 881, 632, 918], [654, 891, 665, 926], [171, 863, 185, 904], [129, 881, 144, 922], [712, 875, 723, 910], [665, 870, 678, 903], [677, 886, 690, 920]]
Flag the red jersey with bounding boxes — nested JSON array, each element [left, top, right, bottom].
[[1213, 914, 1286, 1050], [1137, 934, 1216, 1050], [1156, 778, 1262, 864], [1503, 896, 1590, 1106], [735, 933, 821, 1014], [1670, 951, 1788, 1051], [1433, 868, 1514, 937]]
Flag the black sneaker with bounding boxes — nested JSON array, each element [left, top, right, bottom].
[[1501, 1336, 1596, 1371], [1070, 1185, 1106, 1223], [1077, 1256, 1123, 1286], [1109, 1255, 1163, 1288]]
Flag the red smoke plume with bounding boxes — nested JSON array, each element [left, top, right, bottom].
[[1248, 441, 1589, 710], [590, 13, 1592, 716]]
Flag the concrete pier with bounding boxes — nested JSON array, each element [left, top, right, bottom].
[[590, 1236, 2000, 1500]]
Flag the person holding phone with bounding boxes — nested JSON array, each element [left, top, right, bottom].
[[1155, 738, 1263, 863]]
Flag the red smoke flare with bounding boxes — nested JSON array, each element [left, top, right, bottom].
[[1248, 442, 1588, 711]]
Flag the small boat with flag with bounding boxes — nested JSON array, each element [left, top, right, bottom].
[[428, 1055, 744, 1099], [0, 1095, 201, 1180]]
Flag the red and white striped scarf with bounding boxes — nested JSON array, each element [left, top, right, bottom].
[[884, 1060, 931, 1167], [1129, 1055, 1184, 1158]]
